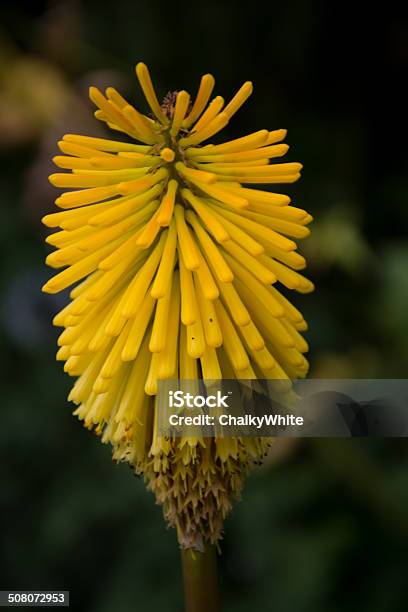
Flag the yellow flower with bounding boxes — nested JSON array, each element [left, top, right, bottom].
[[43, 63, 313, 550]]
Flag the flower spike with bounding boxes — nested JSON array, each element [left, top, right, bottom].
[[43, 62, 313, 551]]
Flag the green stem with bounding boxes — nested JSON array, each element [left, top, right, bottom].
[[181, 545, 220, 612]]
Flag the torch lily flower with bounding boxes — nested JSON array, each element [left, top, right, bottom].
[[43, 63, 313, 556]]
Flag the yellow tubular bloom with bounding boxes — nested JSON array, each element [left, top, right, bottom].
[[43, 63, 313, 551], [183, 73, 215, 128]]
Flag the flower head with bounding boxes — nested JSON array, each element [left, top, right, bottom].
[[43, 63, 313, 550]]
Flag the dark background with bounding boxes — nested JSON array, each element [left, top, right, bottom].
[[1, 1, 407, 610]]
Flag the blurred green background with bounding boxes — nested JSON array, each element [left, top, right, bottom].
[[1, 1, 407, 610]]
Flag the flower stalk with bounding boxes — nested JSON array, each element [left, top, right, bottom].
[[181, 545, 220, 612]]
